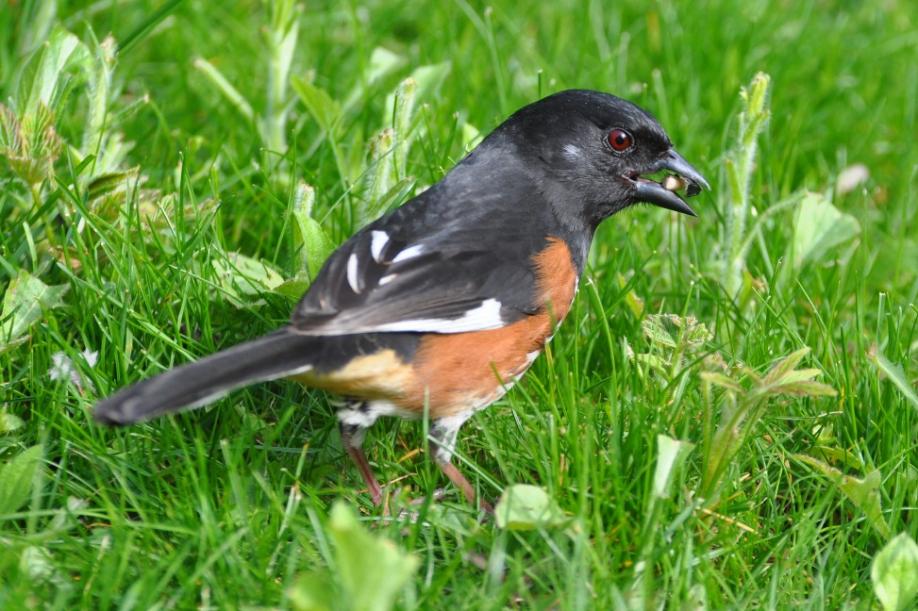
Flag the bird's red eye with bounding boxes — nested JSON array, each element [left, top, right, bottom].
[[608, 128, 634, 152]]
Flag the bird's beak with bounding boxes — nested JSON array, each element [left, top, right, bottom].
[[629, 149, 709, 217]]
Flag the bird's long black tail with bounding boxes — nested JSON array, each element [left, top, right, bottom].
[[94, 328, 318, 426]]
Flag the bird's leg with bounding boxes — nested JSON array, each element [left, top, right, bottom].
[[342, 431, 382, 506], [429, 417, 493, 513], [338, 403, 383, 507]]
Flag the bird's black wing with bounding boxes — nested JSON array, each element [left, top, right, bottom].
[[291, 184, 552, 336]]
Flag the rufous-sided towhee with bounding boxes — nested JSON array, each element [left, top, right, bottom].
[[95, 90, 708, 511]]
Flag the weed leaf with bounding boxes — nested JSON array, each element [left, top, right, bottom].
[[366, 47, 404, 84], [795, 454, 890, 538], [0, 412, 25, 434], [18, 28, 92, 115], [871, 533, 918, 611], [0, 270, 68, 353], [0, 445, 44, 515], [288, 502, 418, 611], [792, 192, 860, 269], [292, 77, 340, 133], [212, 252, 284, 307], [290, 182, 335, 281], [495, 484, 566, 530], [653, 435, 694, 499]]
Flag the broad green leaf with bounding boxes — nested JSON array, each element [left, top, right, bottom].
[[288, 572, 336, 611], [274, 279, 310, 301], [19, 546, 57, 583], [810, 445, 866, 471], [291, 213, 333, 281], [869, 349, 918, 413], [212, 252, 284, 307], [0, 270, 68, 353], [0, 412, 25, 434], [0, 444, 44, 515], [642, 314, 712, 352], [641, 315, 676, 349], [291, 181, 316, 253], [18, 28, 92, 115], [329, 501, 418, 611], [872, 533, 918, 611], [495, 484, 566, 530], [290, 182, 335, 281], [292, 76, 340, 133], [634, 352, 669, 375], [792, 192, 860, 269], [653, 435, 695, 499], [795, 454, 890, 538], [366, 47, 404, 86], [616, 272, 645, 318], [461, 122, 482, 151]]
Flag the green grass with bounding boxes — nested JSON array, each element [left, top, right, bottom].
[[2, 0, 917, 608]]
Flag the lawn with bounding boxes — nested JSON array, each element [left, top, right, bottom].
[[1, 0, 917, 609]]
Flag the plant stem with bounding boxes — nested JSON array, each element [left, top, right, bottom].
[[723, 72, 771, 297], [266, 0, 299, 153]]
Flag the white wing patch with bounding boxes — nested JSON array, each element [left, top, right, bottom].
[[369, 231, 389, 262], [368, 298, 504, 333], [346, 253, 361, 293], [391, 244, 425, 263], [378, 273, 398, 286]]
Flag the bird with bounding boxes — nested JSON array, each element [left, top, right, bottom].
[[94, 89, 708, 511]]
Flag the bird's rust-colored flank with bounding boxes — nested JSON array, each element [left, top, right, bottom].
[[292, 238, 577, 418], [409, 237, 577, 417]]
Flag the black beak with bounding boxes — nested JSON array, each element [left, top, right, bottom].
[[629, 149, 709, 217]]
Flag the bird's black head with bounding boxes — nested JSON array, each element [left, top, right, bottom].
[[495, 89, 709, 226]]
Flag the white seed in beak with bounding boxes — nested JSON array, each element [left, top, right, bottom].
[[662, 175, 686, 192]]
